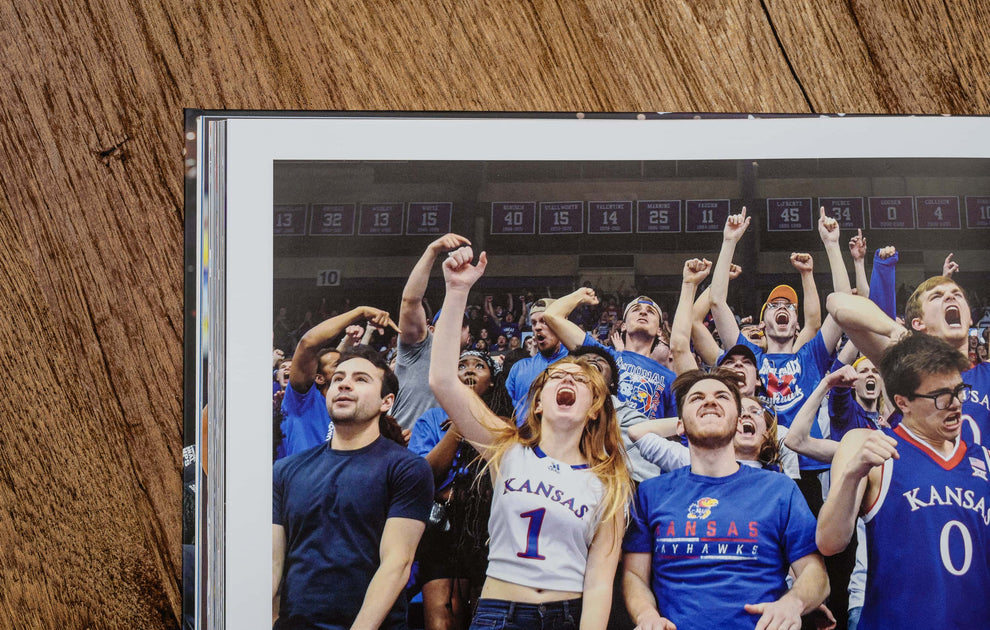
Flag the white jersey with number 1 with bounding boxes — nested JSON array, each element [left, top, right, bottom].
[[486, 444, 604, 592]]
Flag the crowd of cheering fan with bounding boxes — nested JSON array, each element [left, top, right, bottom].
[[269, 214, 990, 630]]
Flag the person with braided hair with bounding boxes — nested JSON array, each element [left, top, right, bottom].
[[409, 350, 509, 630]]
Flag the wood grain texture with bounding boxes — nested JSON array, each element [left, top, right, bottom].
[[0, 1, 985, 627]]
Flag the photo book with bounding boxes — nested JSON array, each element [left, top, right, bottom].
[[183, 111, 990, 629]]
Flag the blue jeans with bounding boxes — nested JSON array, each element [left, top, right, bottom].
[[469, 598, 581, 630]]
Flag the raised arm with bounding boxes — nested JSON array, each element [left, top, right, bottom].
[[610, 328, 625, 353], [691, 322, 722, 368], [627, 417, 681, 442], [336, 323, 364, 352], [361, 323, 380, 346], [399, 233, 471, 346], [817, 208, 852, 352], [848, 229, 869, 298], [869, 246, 898, 319], [818, 207, 850, 295], [484, 294, 497, 321], [826, 293, 907, 365], [783, 367, 857, 463], [790, 252, 821, 351], [692, 263, 742, 365], [290, 307, 398, 392], [670, 258, 711, 374], [709, 207, 750, 349], [519, 295, 530, 328], [350, 518, 427, 630], [430, 247, 502, 451], [543, 287, 599, 350], [943, 252, 959, 278], [631, 430, 690, 473], [817, 429, 898, 555]]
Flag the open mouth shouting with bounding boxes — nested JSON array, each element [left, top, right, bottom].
[[739, 418, 757, 435], [728, 369, 747, 389], [556, 385, 577, 407], [945, 305, 962, 328], [775, 311, 790, 326], [864, 378, 878, 394], [943, 410, 962, 432]]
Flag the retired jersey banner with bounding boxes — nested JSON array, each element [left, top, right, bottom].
[[868, 197, 915, 229], [491, 202, 537, 235], [637, 200, 681, 233], [539, 201, 583, 234], [358, 203, 404, 235], [588, 201, 633, 234]]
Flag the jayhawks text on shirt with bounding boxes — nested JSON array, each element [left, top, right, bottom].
[[655, 513, 761, 561]]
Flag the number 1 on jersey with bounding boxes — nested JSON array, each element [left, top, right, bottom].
[[517, 508, 547, 559]]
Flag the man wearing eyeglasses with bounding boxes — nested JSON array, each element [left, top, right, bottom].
[[817, 333, 990, 630]]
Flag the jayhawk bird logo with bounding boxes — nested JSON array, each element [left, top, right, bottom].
[[687, 497, 719, 519]]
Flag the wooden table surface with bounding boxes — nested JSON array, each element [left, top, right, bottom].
[[1, 1, 986, 627]]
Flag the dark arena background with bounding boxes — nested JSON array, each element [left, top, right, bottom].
[[272, 157, 990, 355]]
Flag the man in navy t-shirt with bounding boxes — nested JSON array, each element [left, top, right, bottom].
[[623, 369, 828, 630], [273, 346, 434, 630]]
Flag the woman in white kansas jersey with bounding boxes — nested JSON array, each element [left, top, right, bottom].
[[430, 246, 633, 630]]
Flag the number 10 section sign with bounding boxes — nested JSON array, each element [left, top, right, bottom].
[[539, 202, 583, 234], [491, 202, 536, 235], [588, 201, 632, 234]]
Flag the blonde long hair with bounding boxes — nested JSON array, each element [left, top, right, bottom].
[[477, 356, 633, 531]]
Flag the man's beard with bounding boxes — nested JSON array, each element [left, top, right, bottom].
[[685, 423, 735, 450], [329, 407, 377, 426]]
